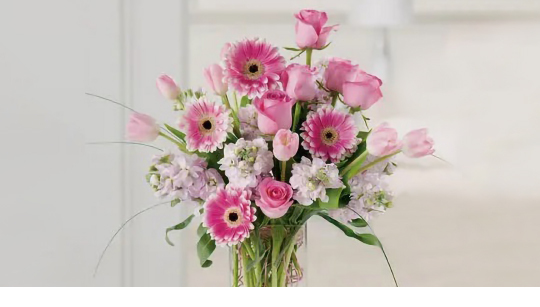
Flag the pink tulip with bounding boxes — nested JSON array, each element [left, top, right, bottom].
[[281, 64, 317, 101], [253, 90, 296, 135], [126, 113, 160, 142], [203, 64, 228, 96], [402, 128, 435, 158], [156, 75, 180, 100], [343, 72, 383, 110], [255, 177, 294, 219], [273, 129, 299, 161], [323, 58, 359, 93], [294, 9, 339, 49], [367, 122, 402, 157]]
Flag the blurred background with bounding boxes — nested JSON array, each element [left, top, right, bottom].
[[1, 0, 539, 286]]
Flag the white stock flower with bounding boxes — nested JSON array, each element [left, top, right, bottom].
[[289, 157, 344, 206], [218, 138, 274, 189], [147, 150, 207, 202]]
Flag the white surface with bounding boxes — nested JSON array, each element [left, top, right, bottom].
[[0, 0, 539, 286]]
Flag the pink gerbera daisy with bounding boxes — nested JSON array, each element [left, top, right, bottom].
[[301, 107, 360, 163], [224, 38, 286, 98], [179, 99, 232, 153], [203, 187, 257, 246]]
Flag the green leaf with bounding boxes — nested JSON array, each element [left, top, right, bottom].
[[165, 214, 195, 246], [227, 132, 239, 143], [349, 218, 368, 228], [317, 188, 344, 209], [171, 199, 181, 207], [240, 96, 250, 107], [342, 151, 369, 182], [317, 213, 381, 247], [283, 46, 302, 51], [197, 232, 216, 268], [357, 130, 371, 141], [164, 123, 186, 141], [288, 206, 304, 225], [196, 223, 207, 237]]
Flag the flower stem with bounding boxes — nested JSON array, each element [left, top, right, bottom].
[[232, 246, 239, 287], [280, 160, 287, 182], [331, 92, 338, 107], [340, 150, 368, 176], [291, 102, 302, 132], [305, 48, 313, 67], [241, 246, 251, 287], [222, 95, 242, 137], [278, 241, 295, 287], [158, 132, 187, 151]]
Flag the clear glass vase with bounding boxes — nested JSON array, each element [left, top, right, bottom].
[[230, 225, 307, 287]]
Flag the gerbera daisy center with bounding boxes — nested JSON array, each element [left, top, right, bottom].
[[244, 59, 264, 80], [321, 127, 339, 146], [198, 117, 216, 134], [224, 207, 243, 227]]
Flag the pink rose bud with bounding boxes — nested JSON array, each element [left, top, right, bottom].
[[402, 128, 435, 158], [156, 74, 180, 100], [203, 64, 228, 96], [126, 113, 160, 142], [253, 90, 296, 135], [342, 72, 383, 110], [255, 177, 294, 219], [273, 129, 299, 161], [323, 58, 359, 93], [281, 64, 317, 101], [367, 122, 402, 157], [294, 9, 339, 49]]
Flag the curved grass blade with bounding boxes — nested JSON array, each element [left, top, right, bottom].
[[86, 141, 163, 151], [85, 93, 137, 113], [93, 201, 169, 277], [318, 211, 398, 287], [345, 207, 399, 287]]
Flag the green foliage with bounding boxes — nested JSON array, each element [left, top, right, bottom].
[[317, 213, 381, 247], [165, 214, 195, 246], [283, 46, 302, 51], [349, 218, 368, 228], [317, 188, 344, 209], [197, 230, 216, 268], [164, 123, 186, 141], [240, 96, 250, 108], [170, 199, 181, 207]]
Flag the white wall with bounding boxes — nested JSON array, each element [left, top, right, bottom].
[[1, 0, 539, 286]]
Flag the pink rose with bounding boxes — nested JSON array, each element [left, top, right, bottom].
[[342, 72, 383, 110], [156, 74, 180, 100], [273, 129, 299, 161], [281, 64, 318, 101], [402, 128, 435, 158], [203, 64, 228, 96], [255, 178, 294, 219], [126, 113, 160, 142], [294, 9, 339, 49], [323, 58, 359, 93], [367, 122, 402, 157], [253, 90, 296, 135]]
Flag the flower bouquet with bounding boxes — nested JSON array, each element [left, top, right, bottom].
[[103, 9, 435, 287]]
